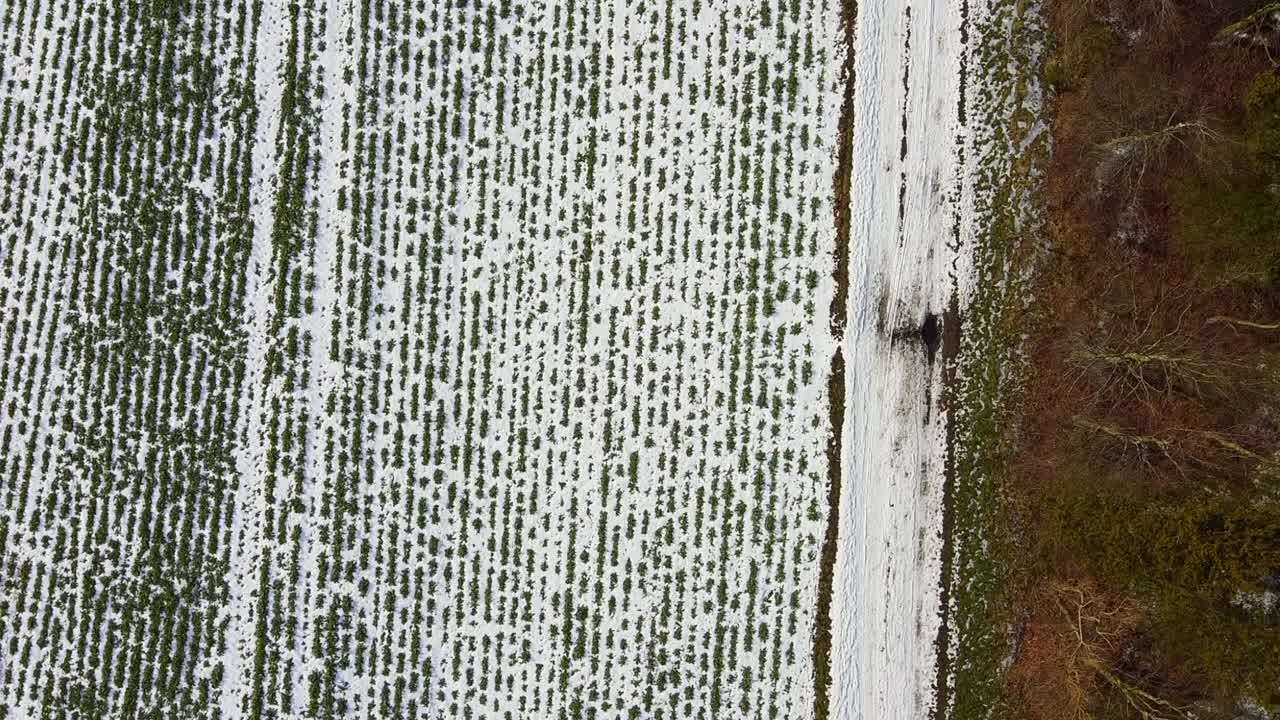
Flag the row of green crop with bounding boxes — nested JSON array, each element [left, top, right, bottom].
[[0, 0, 847, 717]]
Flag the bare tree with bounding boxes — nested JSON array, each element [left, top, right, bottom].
[[1095, 116, 1221, 199], [1205, 315, 1280, 333], [1052, 580, 1196, 720], [1215, 3, 1280, 64], [1069, 278, 1237, 410]]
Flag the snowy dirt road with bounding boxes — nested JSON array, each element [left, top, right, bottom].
[[828, 0, 974, 717]]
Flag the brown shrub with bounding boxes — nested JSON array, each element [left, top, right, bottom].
[[1005, 578, 1143, 720]]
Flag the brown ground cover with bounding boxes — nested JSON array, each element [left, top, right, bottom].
[[1003, 2, 1280, 718]]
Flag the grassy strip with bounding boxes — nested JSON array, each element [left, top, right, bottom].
[[946, 0, 1049, 717]]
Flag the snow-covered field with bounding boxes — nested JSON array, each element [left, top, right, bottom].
[[0, 0, 1018, 716]]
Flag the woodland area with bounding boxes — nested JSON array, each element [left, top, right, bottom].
[[1005, 1, 1280, 718]]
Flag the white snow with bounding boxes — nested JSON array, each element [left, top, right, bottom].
[[829, 0, 973, 718]]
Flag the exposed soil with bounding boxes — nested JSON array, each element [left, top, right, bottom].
[[812, 0, 858, 715], [814, 348, 846, 720]]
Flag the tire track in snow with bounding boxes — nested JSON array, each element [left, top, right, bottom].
[[220, 0, 288, 714]]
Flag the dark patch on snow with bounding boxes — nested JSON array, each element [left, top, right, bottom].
[[922, 312, 941, 363]]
